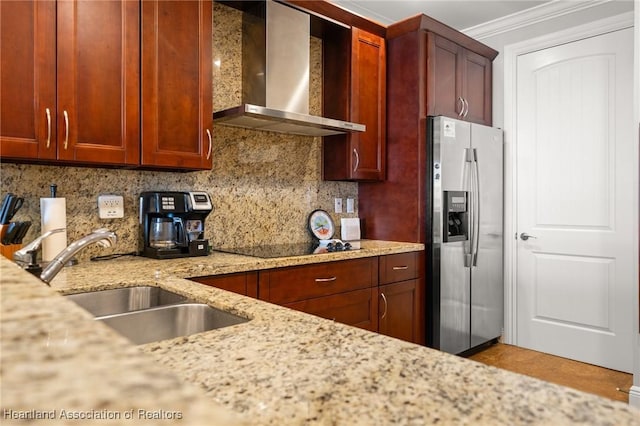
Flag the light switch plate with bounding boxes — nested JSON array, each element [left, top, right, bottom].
[[334, 198, 343, 214], [98, 195, 124, 219]]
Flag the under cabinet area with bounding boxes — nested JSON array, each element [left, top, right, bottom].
[[0, 0, 212, 171], [188, 251, 423, 344]]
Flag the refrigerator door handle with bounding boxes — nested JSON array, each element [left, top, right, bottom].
[[464, 148, 474, 268], [472, 148, 481, 267]]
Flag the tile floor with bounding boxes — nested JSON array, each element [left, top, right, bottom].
[[468, 343, 632, 403]]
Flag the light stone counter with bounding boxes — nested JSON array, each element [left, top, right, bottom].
[[2, 240, 639, 425]]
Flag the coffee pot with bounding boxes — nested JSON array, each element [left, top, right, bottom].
[[140, 191, 212, 259]]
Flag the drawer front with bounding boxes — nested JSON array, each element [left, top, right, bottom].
[[285, 288, 378, 331], [260, 257, 378, 304], [189, 272, 258, 297], [379, 252, 418, 284]]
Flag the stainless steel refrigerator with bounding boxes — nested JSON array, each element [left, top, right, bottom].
[[427, 116, 503, 354]]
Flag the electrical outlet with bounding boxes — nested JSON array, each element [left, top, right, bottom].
[[98, 195, 124, 219], [334, 198, 343, 214]]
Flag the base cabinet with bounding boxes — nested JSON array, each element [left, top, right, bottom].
[[379, 280, 420, 343], [189, 252, 423, 344], [285, 288, 378, 332], [189, 272, 258, 298]]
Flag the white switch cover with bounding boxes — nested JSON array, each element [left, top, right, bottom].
[[334, 198, 343, 214], [98, 195, 124, 219], [346, 198, 355, 213]]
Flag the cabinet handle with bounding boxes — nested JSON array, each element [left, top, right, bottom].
[[315, 276, 337, 283], [352, 148, 360, 172], [457, 97, 465, 117], [206, 129, 212, 160], [63, 110, 69, 150], [392, 265, 408, 270], [462, 98, 470, 117], [45, 108, 51, 148], [380, 292, 388, 320]]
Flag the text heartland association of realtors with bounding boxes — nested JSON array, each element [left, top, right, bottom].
[[3, 409, 183, 420]]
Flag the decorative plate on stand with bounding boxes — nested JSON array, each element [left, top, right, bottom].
[[307, 209, 335, 241]]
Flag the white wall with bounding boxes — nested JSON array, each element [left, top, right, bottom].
[[632, 0, 640, 410], [467, 0, 639, 406]]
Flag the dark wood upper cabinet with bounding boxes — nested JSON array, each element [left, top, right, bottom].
[[140, 0, 212, 170], [1, 0, 212, 171], [359, 17, 497, 245], [0, 1, 56, 160], [56, 0, 140, 165], [0, 0, 139, 165], [323, 27, 386, 181], [427, 33, 492, 126]]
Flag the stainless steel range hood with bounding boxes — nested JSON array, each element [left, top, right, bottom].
[[213, 1, 365, 137]]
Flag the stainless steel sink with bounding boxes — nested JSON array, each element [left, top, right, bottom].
[[65, 286, 188, 317], [96, 303, 249, 345]]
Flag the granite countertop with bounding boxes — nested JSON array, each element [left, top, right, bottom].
[[2, 240, 639, 425]]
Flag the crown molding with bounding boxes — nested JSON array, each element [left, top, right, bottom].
[[462, 0, 615, 40]]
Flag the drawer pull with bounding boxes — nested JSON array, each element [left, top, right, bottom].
[[392, 265, 409, 270], [315, 277, 337, 283]]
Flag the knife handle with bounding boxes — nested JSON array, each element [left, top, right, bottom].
[[0, 224, 23, 260]]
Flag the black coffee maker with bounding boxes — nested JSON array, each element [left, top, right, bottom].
[[139, 191, 213, 259]]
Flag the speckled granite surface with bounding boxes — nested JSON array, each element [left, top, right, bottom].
[[2, 242, 639, 425]]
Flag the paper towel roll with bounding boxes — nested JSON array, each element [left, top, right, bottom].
[[40, 197, 67, 262]]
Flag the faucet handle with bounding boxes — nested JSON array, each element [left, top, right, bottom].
[[13, 228, 65, 263]]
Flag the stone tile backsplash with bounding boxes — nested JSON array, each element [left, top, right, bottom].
[[0, 3, 357, 261]]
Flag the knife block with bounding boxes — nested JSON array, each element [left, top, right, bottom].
[[0, 224, 22, 259]]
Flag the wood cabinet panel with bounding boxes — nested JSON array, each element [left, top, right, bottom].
[[56, 0, 140, 165], [189, 271, 258, 297], [258, 257, 378, 304], [285, 287, 378, 331], [323, 27, 385, 181], [0, 0, 139, 165], [379, 252, 418, 285], [1, 1, 56, 160], [141, 0, 212, 170], [427, 33, 492, 126], [461, 49, 492, 125], [379, 279, 420, 343], [428, 34, 461, 120]]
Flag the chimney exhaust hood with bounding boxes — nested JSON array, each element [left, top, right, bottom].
[[213, 1, 365, 137]]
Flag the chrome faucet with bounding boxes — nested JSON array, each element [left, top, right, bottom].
[[13, 228, 65, 265], [39, 228, 117, 285]]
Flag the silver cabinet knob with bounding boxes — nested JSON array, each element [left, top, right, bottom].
[[520, 232, 537, 241]]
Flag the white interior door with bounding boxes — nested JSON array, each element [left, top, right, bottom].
[[515, 27, 635, 373]]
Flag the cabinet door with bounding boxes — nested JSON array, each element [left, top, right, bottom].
[[0, 1, 56, 160], [285, 288, 379, 332], [461, 49, 492, 126], [427, 33, 463, 120], [349, 28, 386, 181], [379, 279, 420, 344], [141, 0, 212, 170], [323, 27, 385, 181], [189, 272, 258, 298], [56, 0, 140, 165]]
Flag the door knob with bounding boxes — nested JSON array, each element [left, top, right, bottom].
[[520, 232, 537, 241]]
